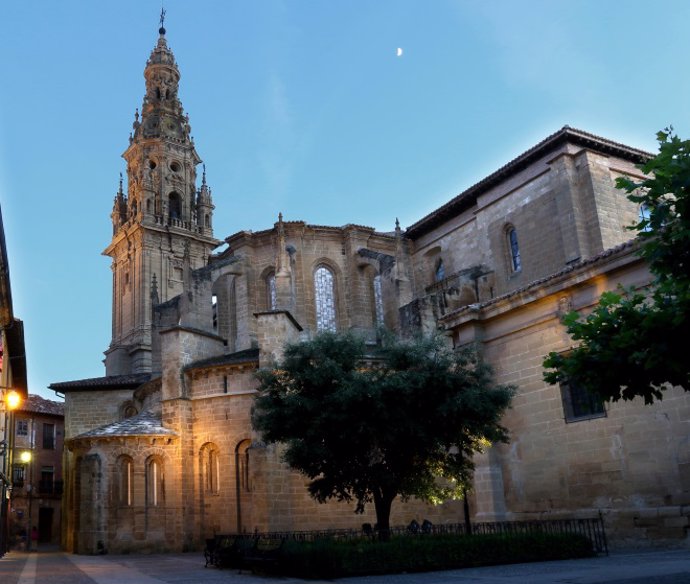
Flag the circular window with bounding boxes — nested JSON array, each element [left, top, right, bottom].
[[148, 160, 157, 170], [170, 161, 181, 173]]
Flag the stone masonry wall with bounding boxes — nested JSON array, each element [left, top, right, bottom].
[[410, 145, 646, 305], [449, 250, 690, 546]]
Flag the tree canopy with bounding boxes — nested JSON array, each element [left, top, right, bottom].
[[544, 128, 690, 403], [251, 332, 514, 533]]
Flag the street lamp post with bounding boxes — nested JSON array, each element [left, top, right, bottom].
[[20, 450, 32, 551], [1, 389, 21, 554]]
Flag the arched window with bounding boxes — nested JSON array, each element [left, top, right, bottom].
[[117, 456, 133, 506], [211, 294, 218, 330], [146, 457, 164, 507], [169, 192, 182, 221], [266, 272, 277, 310], [435, 259, 445, 282], [507, 227, 521, 272], [204, 214, 210, 228], [373, 274, 384, 327], [202, 445, 219, 494], [314, 265, 336, 332], [639, 203, 652, 232], [212, 274, 237, 352], [235, 440, 251, 493]]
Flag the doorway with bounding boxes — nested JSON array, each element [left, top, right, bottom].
[[38, 507, 53, 543]]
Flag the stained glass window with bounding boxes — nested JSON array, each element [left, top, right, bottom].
[[435, 259, 445, 282], [314, 265, 336, 332], [639, 203, 652, 232], [373, 274, 384, 326], [508, 227, 521, 272]]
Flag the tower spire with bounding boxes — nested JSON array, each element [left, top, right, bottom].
[[159, 7, 166, 35]]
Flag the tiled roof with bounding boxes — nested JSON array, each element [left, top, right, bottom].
[[19, 394, 64, 417], [184, 348, 260, 372], [49, 373, 151, 392], [406, 126, 653, 239], [73, 410, 177, 440]]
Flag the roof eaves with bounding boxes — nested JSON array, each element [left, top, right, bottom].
[[71, 411, 177, 440], [49, 373, 152, 392], [184, 347, 260, 372], [406, 127, 653, 239]]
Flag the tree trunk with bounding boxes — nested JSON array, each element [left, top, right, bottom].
[[373, 489, 395, 541], [463, 491, 472, 535]]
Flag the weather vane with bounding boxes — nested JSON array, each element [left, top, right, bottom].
[[159, 6, 166, 32]]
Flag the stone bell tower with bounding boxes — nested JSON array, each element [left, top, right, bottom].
[[103, 19, 220, 375]]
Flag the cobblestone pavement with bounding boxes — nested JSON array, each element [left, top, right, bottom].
[[1, 548, 689, 584]]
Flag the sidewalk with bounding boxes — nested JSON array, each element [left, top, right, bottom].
[[0, 547, 689, 584]]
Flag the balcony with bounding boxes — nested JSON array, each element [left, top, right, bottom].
[[37, 479, 63, 496]]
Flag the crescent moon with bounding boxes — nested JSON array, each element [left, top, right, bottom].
[[396, 48, 403, 57]]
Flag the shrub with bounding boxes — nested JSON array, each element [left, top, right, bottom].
[[272, 533, 594, 579]]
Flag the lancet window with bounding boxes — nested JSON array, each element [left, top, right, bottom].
[[314, 265, 336, 332]]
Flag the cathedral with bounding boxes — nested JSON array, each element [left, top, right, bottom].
[[51, 23, 690, 554]]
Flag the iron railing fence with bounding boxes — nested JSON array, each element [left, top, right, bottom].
[[218, 515, 607, 555]]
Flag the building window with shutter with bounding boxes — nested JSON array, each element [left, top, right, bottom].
[[40, 466, 55, 495], [16, 420, 28, 437], [43, 423, 55, 449]]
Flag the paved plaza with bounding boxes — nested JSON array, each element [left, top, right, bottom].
[[1, 548, 690, 584]]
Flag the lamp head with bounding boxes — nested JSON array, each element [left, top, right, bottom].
[[6, 390, 21, 410]]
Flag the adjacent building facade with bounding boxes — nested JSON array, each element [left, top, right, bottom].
[[0, 204, 29, 554], [52, 24, 689, 554], [9, 395, 64, 548]]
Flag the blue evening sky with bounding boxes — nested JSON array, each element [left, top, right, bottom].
[[1, 1, 689, 399]]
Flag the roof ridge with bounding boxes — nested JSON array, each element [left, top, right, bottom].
[[406, 126, 653, 238]]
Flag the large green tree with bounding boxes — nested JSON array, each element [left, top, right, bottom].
[[251, 332, 514, 535], [544, 128, 690, 403]]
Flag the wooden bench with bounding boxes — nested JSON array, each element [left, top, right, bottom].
[[244, 537, 285, 572]]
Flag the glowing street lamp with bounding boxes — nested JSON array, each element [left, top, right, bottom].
[[19, 449, 33, 549], [6, 390, 20, 411]]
